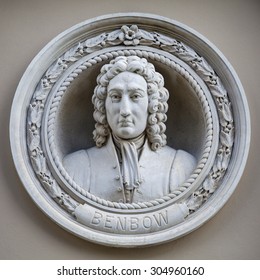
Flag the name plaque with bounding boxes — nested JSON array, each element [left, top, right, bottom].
[[75, 203, 188, 234]]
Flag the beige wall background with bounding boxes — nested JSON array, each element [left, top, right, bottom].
[[1, 0, 259, 259]]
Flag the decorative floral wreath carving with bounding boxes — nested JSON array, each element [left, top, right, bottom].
[[27, 25, 234, 215]]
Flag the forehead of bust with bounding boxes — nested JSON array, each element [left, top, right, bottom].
[[107, 72, 147, 93]]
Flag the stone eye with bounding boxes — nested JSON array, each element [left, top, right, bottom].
[[110, 93, 121, 102], [131, 93, 141, 100]]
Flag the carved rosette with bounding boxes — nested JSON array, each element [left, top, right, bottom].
[[11, 14, 249, 247]]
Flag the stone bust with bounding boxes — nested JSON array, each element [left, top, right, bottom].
[[63, 56, 196, 203]]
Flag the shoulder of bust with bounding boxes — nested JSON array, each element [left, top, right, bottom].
[[63, 149, 88, 165], [169, 149, 197, 191], [155, 144, 177, 157], [63, 149, 92, 176], [173, 149, 197, 175], [63, 149, 92, 189], [175, 149, 196, 163]]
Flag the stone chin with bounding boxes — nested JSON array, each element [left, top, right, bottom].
[[114, 127, 140, 139]]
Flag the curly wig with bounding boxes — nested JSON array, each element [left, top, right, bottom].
[[92, 56, 169, 151]]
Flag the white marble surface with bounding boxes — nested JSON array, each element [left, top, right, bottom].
[[9, 13, 250, 247]]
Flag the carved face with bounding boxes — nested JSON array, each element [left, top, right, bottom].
[[106, 72, 148, 139]]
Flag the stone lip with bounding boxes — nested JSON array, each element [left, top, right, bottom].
[[10, 13, 250, 247]]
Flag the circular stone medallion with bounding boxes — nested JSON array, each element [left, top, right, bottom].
[[10, 13, 250, 247]]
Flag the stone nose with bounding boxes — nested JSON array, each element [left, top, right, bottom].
[[120, 95, 131, 117]]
